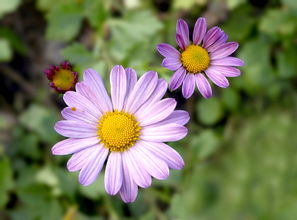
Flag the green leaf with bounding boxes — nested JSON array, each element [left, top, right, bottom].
[[226, 0, 246, 9], [79, 174, 105, 199], [173, 0, 206, 9], [222, 88, 240, 112], [221, 5, 255, 42], [238, 36, 275, 94], [196, 98, 224, 125], [0, 157, 13, 208], [0, 38, 12, 62], [0, 27, 27, 55], [83, 0, 107, 28], [277, 44, 297, 79], [259, 9, 297, 36], [45, 4, 83, 42], [190, 130, 221, 159], [19, 104, 60, 144], [109, 10, 162, 62], [61, 43, 94, 66], [0, 0, 21, 18]]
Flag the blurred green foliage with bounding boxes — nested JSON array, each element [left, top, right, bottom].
[[1, 0, 297, 219]]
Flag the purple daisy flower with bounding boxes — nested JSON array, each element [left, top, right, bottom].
[[157, 17, 244, 99], [52, 65, 189, 203]]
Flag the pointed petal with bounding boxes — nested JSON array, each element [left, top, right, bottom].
[[54, 120, 97, 138], [83, 68, 112, 112], [193, 17, 207, 45], [61, 107, 98, 125], [141, 123, 188, 142], [125, 71, 158, 114], [135, 98, 177, 126], [125, 68, 137, 98], [78, 144, 108, 186], [195, 73, 212, 98], [110, 65, 127, 111], [210, 42, 239, 60], [207, 32, 228, 52], [211, 66, 241, 77], [122, 148, 152, 188], [63, 91, 101, 119], [211, 57, 244, 66], [133, 144, 169, 180], [104, 152, 123, 195], [161, 57, 182, 71], [157, 43, 180, 59], [176, 19, 190, 49], [52, 137, 99, 155], [203, 27, 223, 49], [182, 74, 196, 99], [205, 67, 229, 88], [140, 141, 185, 170], [169, 67, 187, 91], [141, 79, 167, 106], [119, 161, 138, 203], [67, 145, 97, 172], [158, 110, 190, 126]]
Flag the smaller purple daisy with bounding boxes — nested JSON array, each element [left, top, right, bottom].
[[157, 17, 244, 99], [44, 61, 78, 94]]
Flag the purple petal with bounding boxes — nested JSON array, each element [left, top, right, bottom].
[[110, 65, 127, 111], [52, 137, 99, 155], [195, 73, 212, 98], [157, 43, 180, 59], [54, 120, 97, 138], [75, 82, 104, 114], [211, 57, 244, 66], [211, 66, 241, 77], [193, 17, 207, 45], [104, 152, 123, 195], [202, 27, 223, 49], [122, 148, 152, 188], [158, 110, 190, 126], [133, 144, 169, 180], [210, 42, 239, 60], [125, 68, 137, 98], [83, 68, 112, 112], [119, 160, 138, 203], [169, 67, 187, 91], [140, 141, 184, 170], [182, 74, 196, 99], [125, 71, 158, 114], [176, 19, 190, 49], [67, 145, 97, 172], [78, 144, 108, 186], [207, 32, 228, 52], [63, 91, 101, 119], [141, 123, 188, 142], [141, 79, 167, 107], [162, 57, 182, 71], [61, 107, 98, 126], [205, 67, 229, 88], [135, 98, 177, 126]]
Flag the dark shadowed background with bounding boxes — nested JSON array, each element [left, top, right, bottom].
[[1, 0, 297, 219]]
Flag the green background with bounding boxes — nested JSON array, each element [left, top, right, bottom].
[[1, 0, 297, 219]]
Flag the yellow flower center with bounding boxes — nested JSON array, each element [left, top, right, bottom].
[[52, 69, 76, 90], [97, 110, 141, 152], [180, 45, 210, 73]]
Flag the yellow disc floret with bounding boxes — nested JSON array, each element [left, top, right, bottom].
[[52, 69, 76, 91], [98, 110, 141, 152], [180, 45, 210, 73]]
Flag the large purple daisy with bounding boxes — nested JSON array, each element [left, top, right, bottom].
[[157, 17, 244, 99], [52, 65, 189, 203]]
